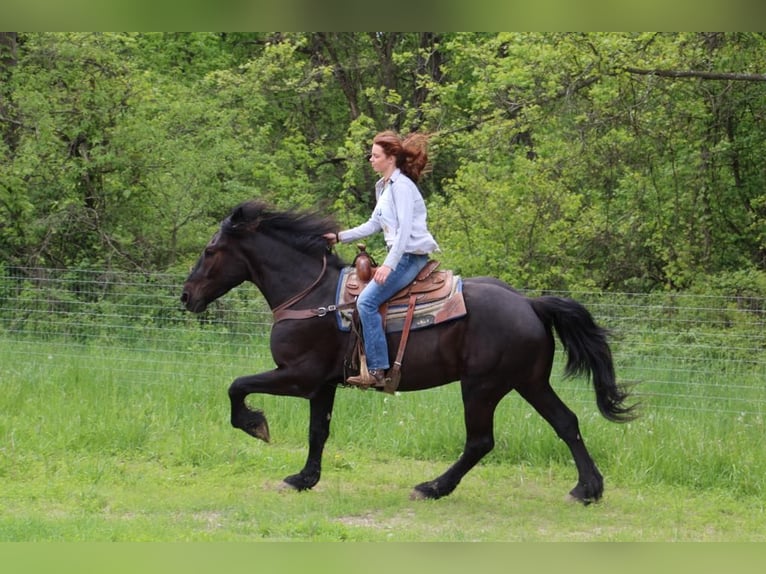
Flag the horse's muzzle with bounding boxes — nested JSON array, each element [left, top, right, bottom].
[[180, 289, 207, 313]]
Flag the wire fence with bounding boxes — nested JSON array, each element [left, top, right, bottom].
[[1, 265, 764, 416]]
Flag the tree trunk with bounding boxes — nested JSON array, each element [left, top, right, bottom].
[[0, 32, 19, 150]]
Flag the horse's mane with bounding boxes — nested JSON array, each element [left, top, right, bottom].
[[222, 200, 345, 266]]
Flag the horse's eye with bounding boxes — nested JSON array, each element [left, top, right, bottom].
[[204, 248, 214, 257]]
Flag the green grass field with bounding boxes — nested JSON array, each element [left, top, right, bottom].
[[1, 333, 764, 541]]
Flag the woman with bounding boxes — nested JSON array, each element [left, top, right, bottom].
[[324, 130, 440, 388]]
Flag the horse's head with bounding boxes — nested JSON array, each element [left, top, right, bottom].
[[181, 219, 252, 313], [181, 200, 342, 313]]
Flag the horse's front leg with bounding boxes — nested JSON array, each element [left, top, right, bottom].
[[283, 382, 338, 491], [228, 367, 313, 442], [227, 366, 339, 492]]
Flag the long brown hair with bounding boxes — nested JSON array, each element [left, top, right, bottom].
[[373, 130, 431, 183]]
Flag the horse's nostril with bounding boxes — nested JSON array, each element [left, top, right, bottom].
[[180, 291, 189, 304]]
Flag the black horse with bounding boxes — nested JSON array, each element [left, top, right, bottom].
[[181, 200, 635, 503]]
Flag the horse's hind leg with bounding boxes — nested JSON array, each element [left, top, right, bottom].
[[517, 381, 603, 504], [411, 380, 503, 500], [282, 383, 338, 491]]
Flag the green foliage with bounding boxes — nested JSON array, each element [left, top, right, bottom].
[[689, 267, 766, 301], [2, 33, 765, 291]]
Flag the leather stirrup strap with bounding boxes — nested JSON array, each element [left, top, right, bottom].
[[385, 292, 417, 393]]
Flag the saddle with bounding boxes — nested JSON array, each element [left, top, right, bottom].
[[339, 245, 467, 393], [337, 245, 466, 332], [343, 248, 452, 308]]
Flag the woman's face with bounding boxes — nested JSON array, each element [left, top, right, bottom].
[[369, 143, 394, 176]]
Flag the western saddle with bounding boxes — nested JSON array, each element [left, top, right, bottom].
[[341, 245, 465, 393]]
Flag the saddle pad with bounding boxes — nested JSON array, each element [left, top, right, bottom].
[[334, 267, 467, 333]]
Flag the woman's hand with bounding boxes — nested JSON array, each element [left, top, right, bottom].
[[374, 265, 392, 284], [322, 232, 339, 245]]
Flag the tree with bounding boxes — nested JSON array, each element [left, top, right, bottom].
[[0, 32, 18, 148], [429, 33, 766, 290], [1, 32, 763, 293]]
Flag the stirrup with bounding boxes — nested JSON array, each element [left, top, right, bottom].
[[346, 369, 387, 389]]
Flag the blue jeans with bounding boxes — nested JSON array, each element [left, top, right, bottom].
[[357, 253, 429, 371]]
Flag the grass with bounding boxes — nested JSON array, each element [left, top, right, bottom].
[[1, 334, 765, 542], [3, 450, 764, 542]]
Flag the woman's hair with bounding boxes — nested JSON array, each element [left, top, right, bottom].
[[373, 130, 431, 182]]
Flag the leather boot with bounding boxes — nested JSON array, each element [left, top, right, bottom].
[[346, 369, 387, 389]]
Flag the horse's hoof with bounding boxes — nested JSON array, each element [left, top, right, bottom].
[[251, 419, 270, 443], [241, 421, 270, 442], [567, 486, 599, 506], [411, 480, 449, 500], [278, 480, 299, 492], [236, 410, 270, 442], [282, 472, 319, 492], [409, 489, 428, 501]]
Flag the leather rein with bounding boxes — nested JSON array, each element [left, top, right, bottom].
[[271, 254, 353, 322]]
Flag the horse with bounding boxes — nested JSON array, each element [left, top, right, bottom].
[[180, 200, 635, 503]]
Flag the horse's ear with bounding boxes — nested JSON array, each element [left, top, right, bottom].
[[230, 205, 245, 225]]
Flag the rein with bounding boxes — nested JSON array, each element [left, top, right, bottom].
[[271, 253, 353, 322]]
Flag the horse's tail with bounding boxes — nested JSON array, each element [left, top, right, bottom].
[[530, 296, 637, 423]]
